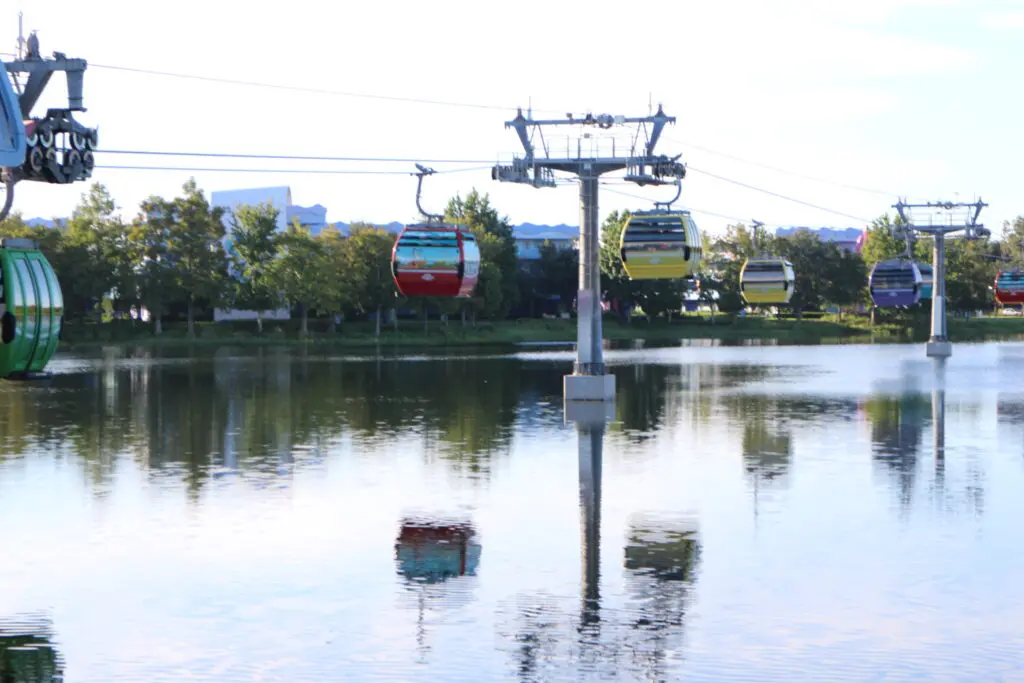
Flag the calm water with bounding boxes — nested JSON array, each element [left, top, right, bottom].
[[2, 341, 1024, 681]]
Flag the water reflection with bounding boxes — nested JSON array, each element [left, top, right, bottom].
[[501, 418, 702, 680], [0, 349, 812, 499], [0, 614, 63, 682], [395, 518, 481, 661], [622, 515, 701, 679]]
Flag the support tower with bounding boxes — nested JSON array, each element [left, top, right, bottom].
[[493, 106, 685, 406], [893, 199, 989, 358]]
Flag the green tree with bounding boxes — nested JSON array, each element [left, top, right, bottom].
[[599, 210, 638, 319], [228, 202, 281, 334], [130, 198, 179, 335], [313, 227, 352, 332], [54, 183, 125, 322], [271, 220, 326, 337], [520, 240, 578, 316], [445, 190, 518, 319], [167, 178, 228, 336], [709, 222, 759, 314], [946, 236, 998, 312], [999, 216, 1024, 265], [344, 223, 399, 337]]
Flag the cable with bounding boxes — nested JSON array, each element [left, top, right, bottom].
[[99, 149, 499, 164], [6, 48, 907, 202], [64, 58, 555, 115], [665, 136, 897, 197], [600, 184, 750, 224], [685, 166, 871, 224], [95, 165, 427, 175]]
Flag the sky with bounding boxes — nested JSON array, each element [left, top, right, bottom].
[[1, 0, 1022, 236]]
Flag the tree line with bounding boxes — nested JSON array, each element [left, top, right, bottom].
[[3, 179, 1022, 336]]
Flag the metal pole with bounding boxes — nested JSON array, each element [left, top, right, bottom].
[[578, 421, 603, 630], [931, 232, 947, 342], [576, 174, 604, 376]]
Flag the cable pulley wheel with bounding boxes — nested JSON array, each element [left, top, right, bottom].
[[81, 150, 94, 171], [27, 146, 44, 174], [37, 127, 54, 149], [70, 132, 87, 152], [64, 150, 81, 169], [25, 130, 37, 147], [85, 130, 98, 151]]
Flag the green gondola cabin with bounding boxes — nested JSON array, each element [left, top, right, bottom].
[[0, 237, 63, 379]]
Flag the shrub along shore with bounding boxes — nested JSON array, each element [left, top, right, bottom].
[[54, 313, 1024, 351]]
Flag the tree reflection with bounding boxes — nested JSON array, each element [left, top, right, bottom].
[[498, 424, 702, 680], [621, 515, 702, 680], [862, 390, 930, 511], [0, 349, 561, 496], [0, 614, 63, 682], [394, 518, 480, 661]]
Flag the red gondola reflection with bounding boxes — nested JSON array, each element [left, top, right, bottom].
[[995, 270, 1024, 305], [395, 519, 480, 583], [391, 223, 481, 298]]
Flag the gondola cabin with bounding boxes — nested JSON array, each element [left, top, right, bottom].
[[0, 238, 63, 379], [918, 263, 934, 300], [869, 259, 921, 308], [739, 258, 795, 305], [994, 270, 1024, 306], [618, 211, 702, 280], [391, 223, 481, 298]]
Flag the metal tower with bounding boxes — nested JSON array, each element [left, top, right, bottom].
[[893, 199, 989, 358], [493, 106, 685, 405]]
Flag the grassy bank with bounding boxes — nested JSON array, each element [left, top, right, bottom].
[[53, 313, 1024, 352]]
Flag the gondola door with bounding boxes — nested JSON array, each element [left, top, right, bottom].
[[26, 257, 55, 371], [12, 257, 42, 372]]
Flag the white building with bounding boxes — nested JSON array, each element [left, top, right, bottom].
[[210, 185, 328, 322]]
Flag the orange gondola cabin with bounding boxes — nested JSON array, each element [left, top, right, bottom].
[[391, 223, 481, 298]]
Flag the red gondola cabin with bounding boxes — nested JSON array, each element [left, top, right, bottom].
[[391, 223, 481, 298], [995, 270, 1024, 305]]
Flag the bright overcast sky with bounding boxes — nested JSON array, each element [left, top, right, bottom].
[[2, 0, 1021, 235]]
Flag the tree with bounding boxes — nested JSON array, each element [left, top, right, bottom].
[[946, 236, 998, 313], [130, 198, 178, 335], [600, 210, 642, 320], [708, 222, 759, 314], [167, 178, 228, 336], [313, 226, 352, 333], [54, 184, 125, 322], [446, 190, 518, 319], [520, 240, 578, 316], [344, 223, 399, 337], [228, 202, 281, 334], [271, 220, 326, 337]]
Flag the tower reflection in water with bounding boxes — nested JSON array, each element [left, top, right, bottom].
[[0, 613, 63, 682], [394, 517, 481, 660], [575, 409, 702, 678]]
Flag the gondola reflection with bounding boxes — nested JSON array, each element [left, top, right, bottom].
[[394, 517, 481, 660]]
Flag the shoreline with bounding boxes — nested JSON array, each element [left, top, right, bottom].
[[53, 315, 1024, 352]]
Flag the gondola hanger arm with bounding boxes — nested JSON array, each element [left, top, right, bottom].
[[412, 164, 445, 223]]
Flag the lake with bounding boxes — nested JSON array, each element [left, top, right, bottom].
[[1, 341, 1023, 681]]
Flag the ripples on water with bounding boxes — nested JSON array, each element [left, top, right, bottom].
[[1, 342, 1024, 680]]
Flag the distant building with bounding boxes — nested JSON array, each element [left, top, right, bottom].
[[512, 223, 578, 259], [775, 226, 863, 253], [210, 186, 297, 322]]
